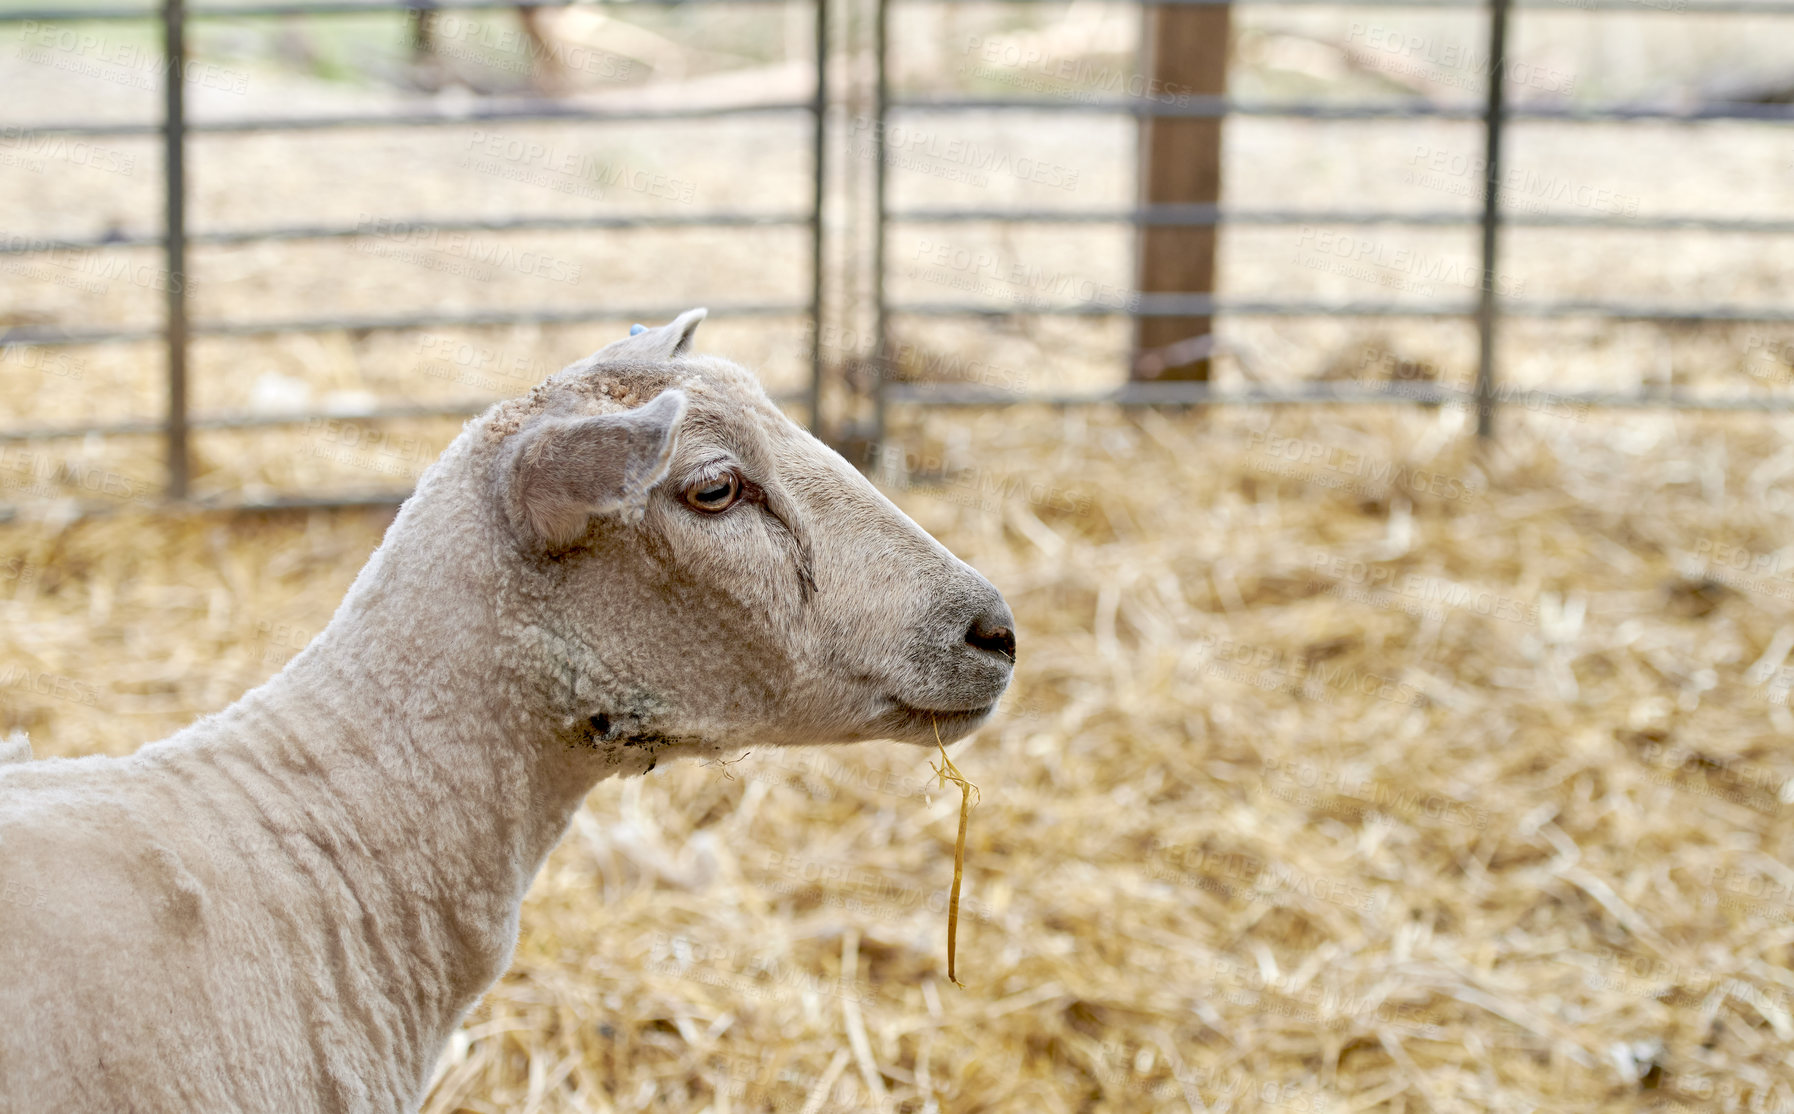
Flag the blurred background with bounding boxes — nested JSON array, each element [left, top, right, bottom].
[[4, 0, 1794, 1109]]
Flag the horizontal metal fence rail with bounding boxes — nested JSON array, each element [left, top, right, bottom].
[[882, 381, 1794, 410], [0, 0, 800, 18], [0, 0, 827, 504], [1, 211, 813, 256], [0, 388, 810, 445], [17, 101, 817, 138], [886, 299, 1794, 323], [0, 302, 817, 351], [888, 96, 1794, 121], [887, 207, 1794, 233], [17, 204, 1790, 257], [21, 90, 1794, 139], [11, 0, 1794, 17]]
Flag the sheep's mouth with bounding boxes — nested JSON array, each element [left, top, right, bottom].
[[879, 699, 997, 743]]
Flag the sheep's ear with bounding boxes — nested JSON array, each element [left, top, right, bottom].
[[587, 308, 708, 364], [506, 389, 688, 548]]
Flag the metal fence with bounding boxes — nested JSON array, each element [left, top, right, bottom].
[[0, 0, 826, 507], [868, 0, 1794, 432], [2, 0, 1793, 512]]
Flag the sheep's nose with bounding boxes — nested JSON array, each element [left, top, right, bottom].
[[965, 600, 1017, 663]]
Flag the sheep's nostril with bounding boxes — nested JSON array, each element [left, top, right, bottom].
[[966, 614, 1016, 663]]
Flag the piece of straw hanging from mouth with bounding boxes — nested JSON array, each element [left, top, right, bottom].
[[931, 717, 980, 987]]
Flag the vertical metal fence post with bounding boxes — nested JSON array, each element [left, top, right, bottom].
[[163, 0, 191, 498], [1474, 0, 1510, 439], [869, 0, 889, 450], [807, 0, 827, 435]]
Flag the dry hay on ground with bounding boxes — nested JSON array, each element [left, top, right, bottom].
[[4, 401, 1794, 1113]]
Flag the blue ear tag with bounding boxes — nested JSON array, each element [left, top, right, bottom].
[[629, 323, 646, 336]]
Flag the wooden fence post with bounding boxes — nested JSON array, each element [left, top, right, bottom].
[[1134, 2, 1229, 381]]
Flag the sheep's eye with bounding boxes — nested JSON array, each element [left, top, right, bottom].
[[683, 473, 742, 514]]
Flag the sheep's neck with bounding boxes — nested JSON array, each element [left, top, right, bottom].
[[206, 583, 615, 1092]]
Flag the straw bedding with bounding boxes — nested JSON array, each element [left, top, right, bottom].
[[6, 7, 1794, 1109], [4, 400, 1793, 1113]]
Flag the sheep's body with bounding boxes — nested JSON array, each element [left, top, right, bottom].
[[0, 482, 639, 1113], [0, 312, 1014, 1114], [0, 706, 595, 1114]]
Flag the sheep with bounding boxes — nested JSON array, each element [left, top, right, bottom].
[[0, 309, 1016, 1114]]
